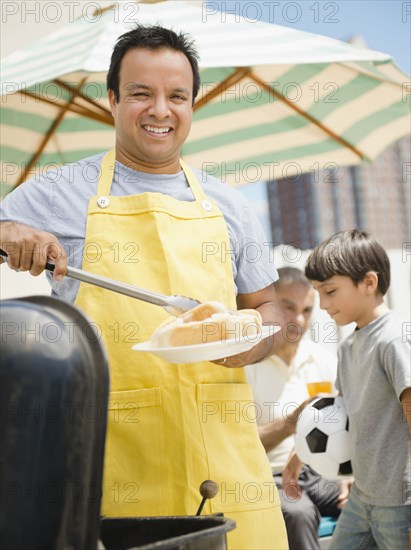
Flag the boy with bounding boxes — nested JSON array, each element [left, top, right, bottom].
[[246, 267, 343, 550], [305, 229, 411, 550]]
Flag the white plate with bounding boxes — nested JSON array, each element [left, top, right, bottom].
[[131, 325, 281, 363]]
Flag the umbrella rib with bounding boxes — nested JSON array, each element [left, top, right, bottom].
[[54, 79, 113, 117], [18, 90, 113, 125], [16, 78, 89, 187], [92, 3, 116, 17], [194, 67, 251, 112], [250, 71, 367, 161], [67, 103, 114, 125]]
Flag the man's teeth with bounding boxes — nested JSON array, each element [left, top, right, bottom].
[[144, 126, 171, 134]]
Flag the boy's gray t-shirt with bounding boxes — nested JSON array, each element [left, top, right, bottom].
[[0, 153, 277, 301], [336, 311, 411, 506]]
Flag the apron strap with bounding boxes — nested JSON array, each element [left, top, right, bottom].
[[179, 159, 208, 202], [96, 150, 208, 203], [97, 149, 116, 197]]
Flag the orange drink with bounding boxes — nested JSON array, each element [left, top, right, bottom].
[[306, 381, 332, 397]]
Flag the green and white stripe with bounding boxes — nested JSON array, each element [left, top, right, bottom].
[[1, 0, 410, 193]]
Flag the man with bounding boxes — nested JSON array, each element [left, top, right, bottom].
[[246, 267, 346, 550], [0, 26, 287, 549]]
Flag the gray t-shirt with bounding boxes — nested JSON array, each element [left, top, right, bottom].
[[336, 311, 411, 506], [0, 153, 277, 302]]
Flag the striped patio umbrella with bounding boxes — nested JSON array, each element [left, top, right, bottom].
[[1, 0, 410, 195]]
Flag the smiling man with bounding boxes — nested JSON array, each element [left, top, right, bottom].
[[108, 47, 194, 172], [0, 25, 287, 549]]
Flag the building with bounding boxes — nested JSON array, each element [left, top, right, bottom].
[[267, 134, 411, 250]]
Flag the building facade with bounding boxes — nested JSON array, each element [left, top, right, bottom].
[[267, 135, 411, 250]]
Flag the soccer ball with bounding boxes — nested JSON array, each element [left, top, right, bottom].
[[295, 396, 353, 479]]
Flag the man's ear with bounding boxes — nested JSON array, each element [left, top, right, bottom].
[[108, 89, 117, 116], [362, 271, 379, 295]]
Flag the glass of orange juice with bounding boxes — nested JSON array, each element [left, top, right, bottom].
[[306, 380, 333, 397]]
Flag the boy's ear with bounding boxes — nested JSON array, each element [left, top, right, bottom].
[[362, 271, 379, 295]]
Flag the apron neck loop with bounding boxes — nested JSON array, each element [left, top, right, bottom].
[[179, 159, 207, 202], [97, 150, 207, 203], [98, 149, 116, 197]]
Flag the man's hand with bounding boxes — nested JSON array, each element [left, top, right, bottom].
[[212, 284, 285, 368], [282, 449, 303, 500], [338, 477, 353, 509], [0, 221, 67, 281], [256, 393, 321, 453]]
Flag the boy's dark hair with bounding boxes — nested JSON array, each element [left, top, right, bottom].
[[305, 229, 390, 295], [107, 24, 200, 105], [275, 266, 311, 289]]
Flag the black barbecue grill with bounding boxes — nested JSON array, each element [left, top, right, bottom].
[[0, 296, 235, 550]]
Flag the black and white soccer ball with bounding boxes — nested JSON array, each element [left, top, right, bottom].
[[295, 396, 353, 479]]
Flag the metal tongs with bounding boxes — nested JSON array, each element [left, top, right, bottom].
[[0, 250, 201, 316]]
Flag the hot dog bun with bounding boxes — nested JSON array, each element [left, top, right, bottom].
[[151, 301, 262, 347]]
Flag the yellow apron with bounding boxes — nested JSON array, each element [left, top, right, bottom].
[[75, 150, 288, 550]]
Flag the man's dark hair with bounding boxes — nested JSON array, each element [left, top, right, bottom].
[[107, 24, 200, 105], [275, 266, 311, 289], [305, 229, 390, 295]]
